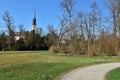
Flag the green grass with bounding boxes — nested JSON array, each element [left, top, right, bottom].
[[0, 62, 77, 80], [0, 51, 120, 80], [106, 67, 120, 80]]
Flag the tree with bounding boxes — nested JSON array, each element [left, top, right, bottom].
[[47, 24, 58, 46], [18, 24, 25, 39], [60, 0, 75, 20], [14, 24, 25, 50], [0, 32, 7, 50], [106, 0, 119, 55], [57, 13, 70, 48], [89, 2, 98, 47], [24, 30, 49, 50], [18, 24, 25, 33], [118, 1, 120, 52], [118, 0, 120, 27], [84, 13, 91, 55], [60, 0, 76, 55], [14, 38, 25, 50], [24, 31, 39, 50], [2, 11, 15, 50]]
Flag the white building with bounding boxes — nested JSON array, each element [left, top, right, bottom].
[[14, 32, 25, 41]]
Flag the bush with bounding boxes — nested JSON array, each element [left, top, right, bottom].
[[61, 46, 70, 54], [49, 46, 60, 53]]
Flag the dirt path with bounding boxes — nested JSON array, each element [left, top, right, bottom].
[[60, 63, 120, 80]]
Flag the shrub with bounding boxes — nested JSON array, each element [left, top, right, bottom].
[[49, 46, 59, 53]]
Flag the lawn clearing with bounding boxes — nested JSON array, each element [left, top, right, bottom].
[[0, 62, 77, 80], [0, 51, 120, 80], [106, 67, 120, 80]]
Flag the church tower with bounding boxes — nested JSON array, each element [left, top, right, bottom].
[[32, 9, 37, 33]]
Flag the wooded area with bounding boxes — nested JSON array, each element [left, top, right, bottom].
[[0, 0, 120, 56]]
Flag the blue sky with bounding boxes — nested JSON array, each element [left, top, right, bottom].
[[0, 0, 108, 32]]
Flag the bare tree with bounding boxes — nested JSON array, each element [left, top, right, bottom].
[[18, 24, 25, 33], [117, 0, 120, 52], [89, 2, 98, 48], [47, 24, 58, 46], [18, 24, 25, 39], [105, 0, 119, 55], [118, 0, 120, 34], [60, 0, 75, 20], [75, 11, 86, 54], [83, 14, 91, 55], [37, 27, 44, 36], [2, 11, 14, 50], [77, 11, 84, 41], [57, 13, 69, 47], [60, 0, 76, 54]]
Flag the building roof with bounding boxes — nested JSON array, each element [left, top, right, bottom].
[[14, 32, 25, 36]]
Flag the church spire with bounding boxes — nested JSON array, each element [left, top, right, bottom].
[[32, 9, 37, 33], [32, 9, 36, 26], [34, 9, 36, 19]]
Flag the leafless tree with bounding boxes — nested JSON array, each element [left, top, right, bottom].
[[18, 24, 25, 39], [57, 13, 70, 47], [89, 2, 99, 48], [118, 0, 120, 33], [47, 24, 58, 46], [60, 0, 76, 54], [18, 24, 25, 33], [2, 11, 14, 50], [83, 13, 91, 55], [105, 0, 120, 55], [60, 0, 75, 20]]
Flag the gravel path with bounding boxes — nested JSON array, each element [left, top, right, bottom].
[[60, 63, 120, 80]]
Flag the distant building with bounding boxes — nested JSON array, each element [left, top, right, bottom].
[[14, 32, 26, 41], [14, 10, 37, 41]]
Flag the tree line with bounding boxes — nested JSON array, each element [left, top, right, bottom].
[[54, 0, 120, 56], [0, 25, 57, 51], [0, 11, 57, 51], [0, 0, 120, 56]]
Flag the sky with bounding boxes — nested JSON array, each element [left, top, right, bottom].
[[0, 0, 108, 33]]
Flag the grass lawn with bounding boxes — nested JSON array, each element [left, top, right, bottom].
[[0, 51, 120, 80], [106, 67, 120, 80]]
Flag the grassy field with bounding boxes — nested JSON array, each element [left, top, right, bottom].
[[106, 67, 120, 80], [0, 51, 120, 80]]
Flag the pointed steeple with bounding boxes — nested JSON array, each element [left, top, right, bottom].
[[32, 9, 37, 26], [32, 9, 37, 33], [34, 9, 36, 18]]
